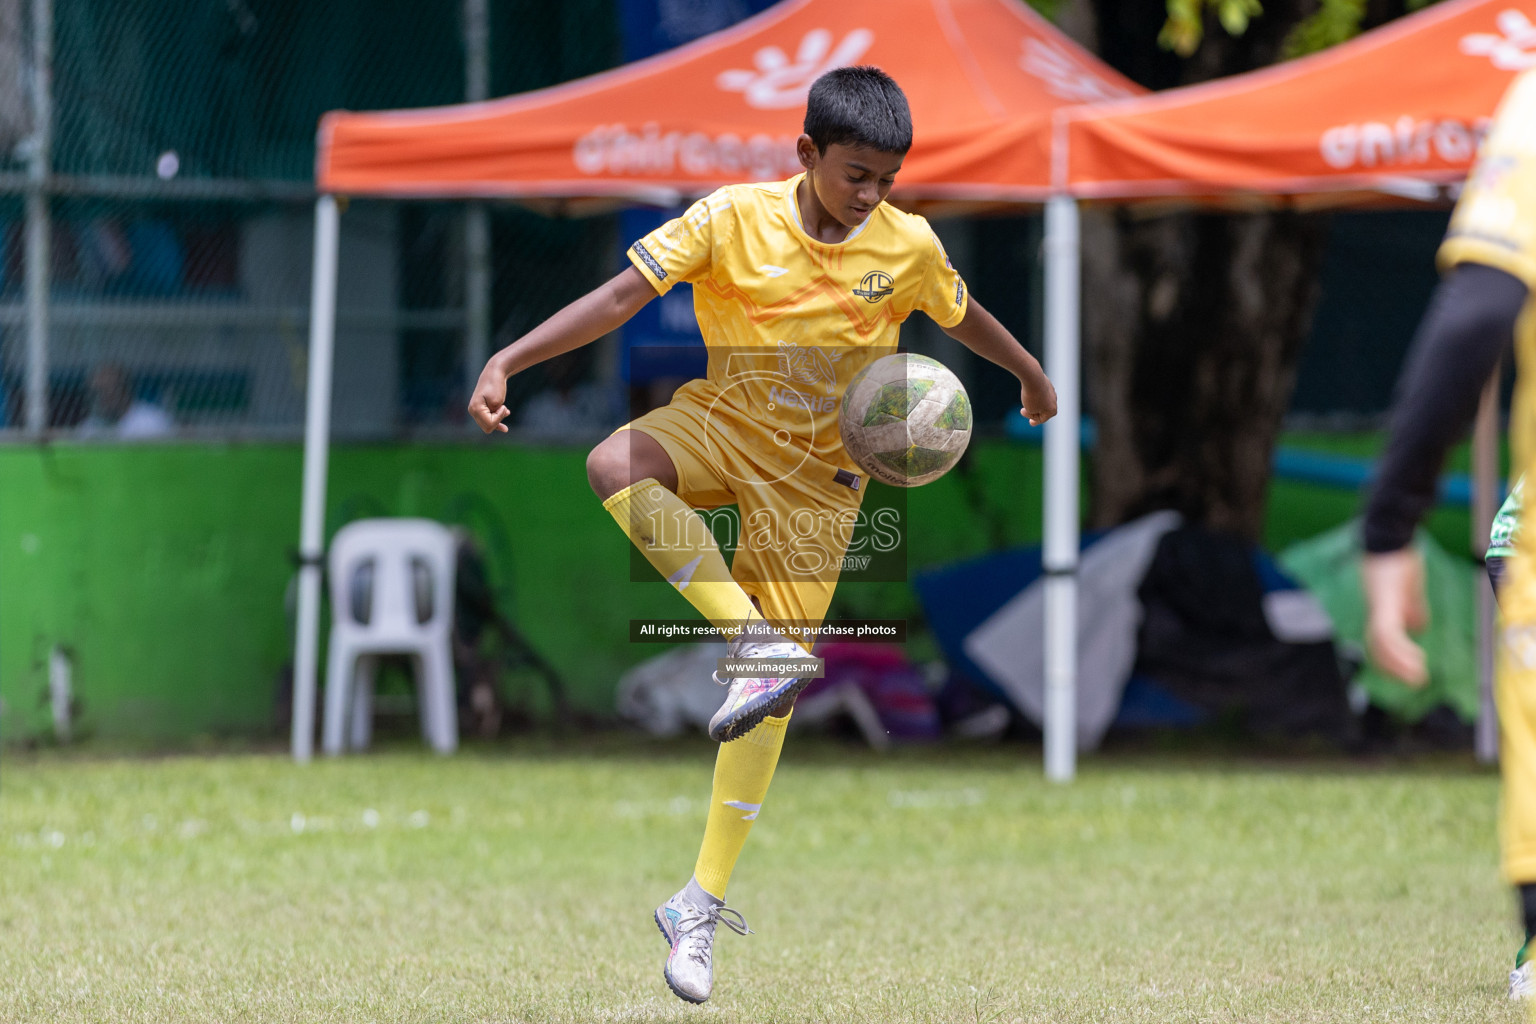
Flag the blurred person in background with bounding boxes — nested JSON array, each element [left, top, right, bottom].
[[1360, 67, 1536, 999], [516, 349, 619, 440], [78, 362, 174, 439]]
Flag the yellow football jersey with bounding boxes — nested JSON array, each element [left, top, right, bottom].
[[626, 173, 968, 472], [1441, 69, 1536, 484], [1441, 69, 1536, 287]]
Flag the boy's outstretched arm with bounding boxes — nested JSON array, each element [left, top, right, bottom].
[[469, 265, 659, 433], [941, 297, 1057, 426]]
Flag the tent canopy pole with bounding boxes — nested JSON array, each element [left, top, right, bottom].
[[1042, 195, 1081, 783], [292, 194, 341, 763], [1473, 369, 1500, 766]]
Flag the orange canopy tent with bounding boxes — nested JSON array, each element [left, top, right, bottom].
[[293, 0, 1141, 767], [1058, 0, 1536, 200], [316, 0, 1140, 205]]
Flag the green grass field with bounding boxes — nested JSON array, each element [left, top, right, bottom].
[[0, 740, 1522, 1023]]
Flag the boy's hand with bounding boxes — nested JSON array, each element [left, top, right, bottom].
[[469, 364, 512, 434], [1019, 372, 1058, 427], [1361, 547, 1430, 687]]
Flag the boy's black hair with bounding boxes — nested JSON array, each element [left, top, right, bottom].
[[803, 66, 912, 155]]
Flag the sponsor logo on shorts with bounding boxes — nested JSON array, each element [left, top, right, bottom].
[[852, 270, 894, 303], [955, 277, 965, 309], [768, 385, 837, 413], [833, 468, 861, 491], [631, 241, 667, 280]]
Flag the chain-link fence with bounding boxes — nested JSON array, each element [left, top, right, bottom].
[[0, 0, 1056, 444], [1, 0, 624, 441]]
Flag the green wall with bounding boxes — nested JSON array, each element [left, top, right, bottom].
[[0, 440, 1047, 743], [1, 436, 1475, 744]]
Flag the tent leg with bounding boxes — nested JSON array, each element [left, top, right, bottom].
[[465, 203, 491, 395], [1043, 196, 1080, 783], [463, 0, 491, 396], [23, 0, 53, 436], [1473, 370, 1500, 766], [292, 194, 341, 763]]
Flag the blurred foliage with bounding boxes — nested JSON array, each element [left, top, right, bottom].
[[1284, 0, 1440, 57], [1024, 0, 1064, 21], [1282, 0, 1367, 57], [1159, 0, 1445, 60], [1159, 0, 1264, 56]]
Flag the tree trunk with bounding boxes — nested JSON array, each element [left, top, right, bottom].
[[1082, 208, 1329, 538], [1078, 0, 1408, 540]]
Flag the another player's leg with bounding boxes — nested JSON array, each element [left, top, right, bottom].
[[1497, 540, 1536, 999], [1482, 553, 1535, 996], [1513, 883, 1536, 999]]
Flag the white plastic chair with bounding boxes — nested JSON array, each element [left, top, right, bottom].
[[323, 518, 459, 755]]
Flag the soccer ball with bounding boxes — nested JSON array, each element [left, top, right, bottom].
[[839, 353, 972, 487]]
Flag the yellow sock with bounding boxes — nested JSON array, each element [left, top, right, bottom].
[[694, 711, 791, 899], [603, 478, 758, 638]]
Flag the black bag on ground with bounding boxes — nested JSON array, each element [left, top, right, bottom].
[[1133, 525, 1351, 742]]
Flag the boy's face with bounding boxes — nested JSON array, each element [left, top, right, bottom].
[[797, 137, 905, 227]]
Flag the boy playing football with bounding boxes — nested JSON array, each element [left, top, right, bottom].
[[470, 66, 1056, 1003]]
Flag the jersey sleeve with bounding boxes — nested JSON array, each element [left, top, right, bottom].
[[1439, 69, 1536, 289], [912, 227, 969, 329], [626, 191, 729, 296]]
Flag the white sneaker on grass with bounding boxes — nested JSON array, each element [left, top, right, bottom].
[[1511, 954, 1535, 1000], [709, 630, 810, 743], [654, 879, 751, 1004]]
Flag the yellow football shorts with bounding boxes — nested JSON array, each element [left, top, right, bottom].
[[617, 380, 866, 634]]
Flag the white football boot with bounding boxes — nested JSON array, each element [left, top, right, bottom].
[[654, 880, 752, 1003], [1511, 961, 1536, 1000], [709, 627, 810, 742]]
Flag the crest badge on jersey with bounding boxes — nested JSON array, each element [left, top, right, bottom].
[[853, 270, 894, 303]]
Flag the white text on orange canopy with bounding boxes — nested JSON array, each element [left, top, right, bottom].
[[574, 123, 801, 180]]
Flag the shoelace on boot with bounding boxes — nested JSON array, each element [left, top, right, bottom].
[[674, 901, 753, 938], [676, 904, 753, 967]]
